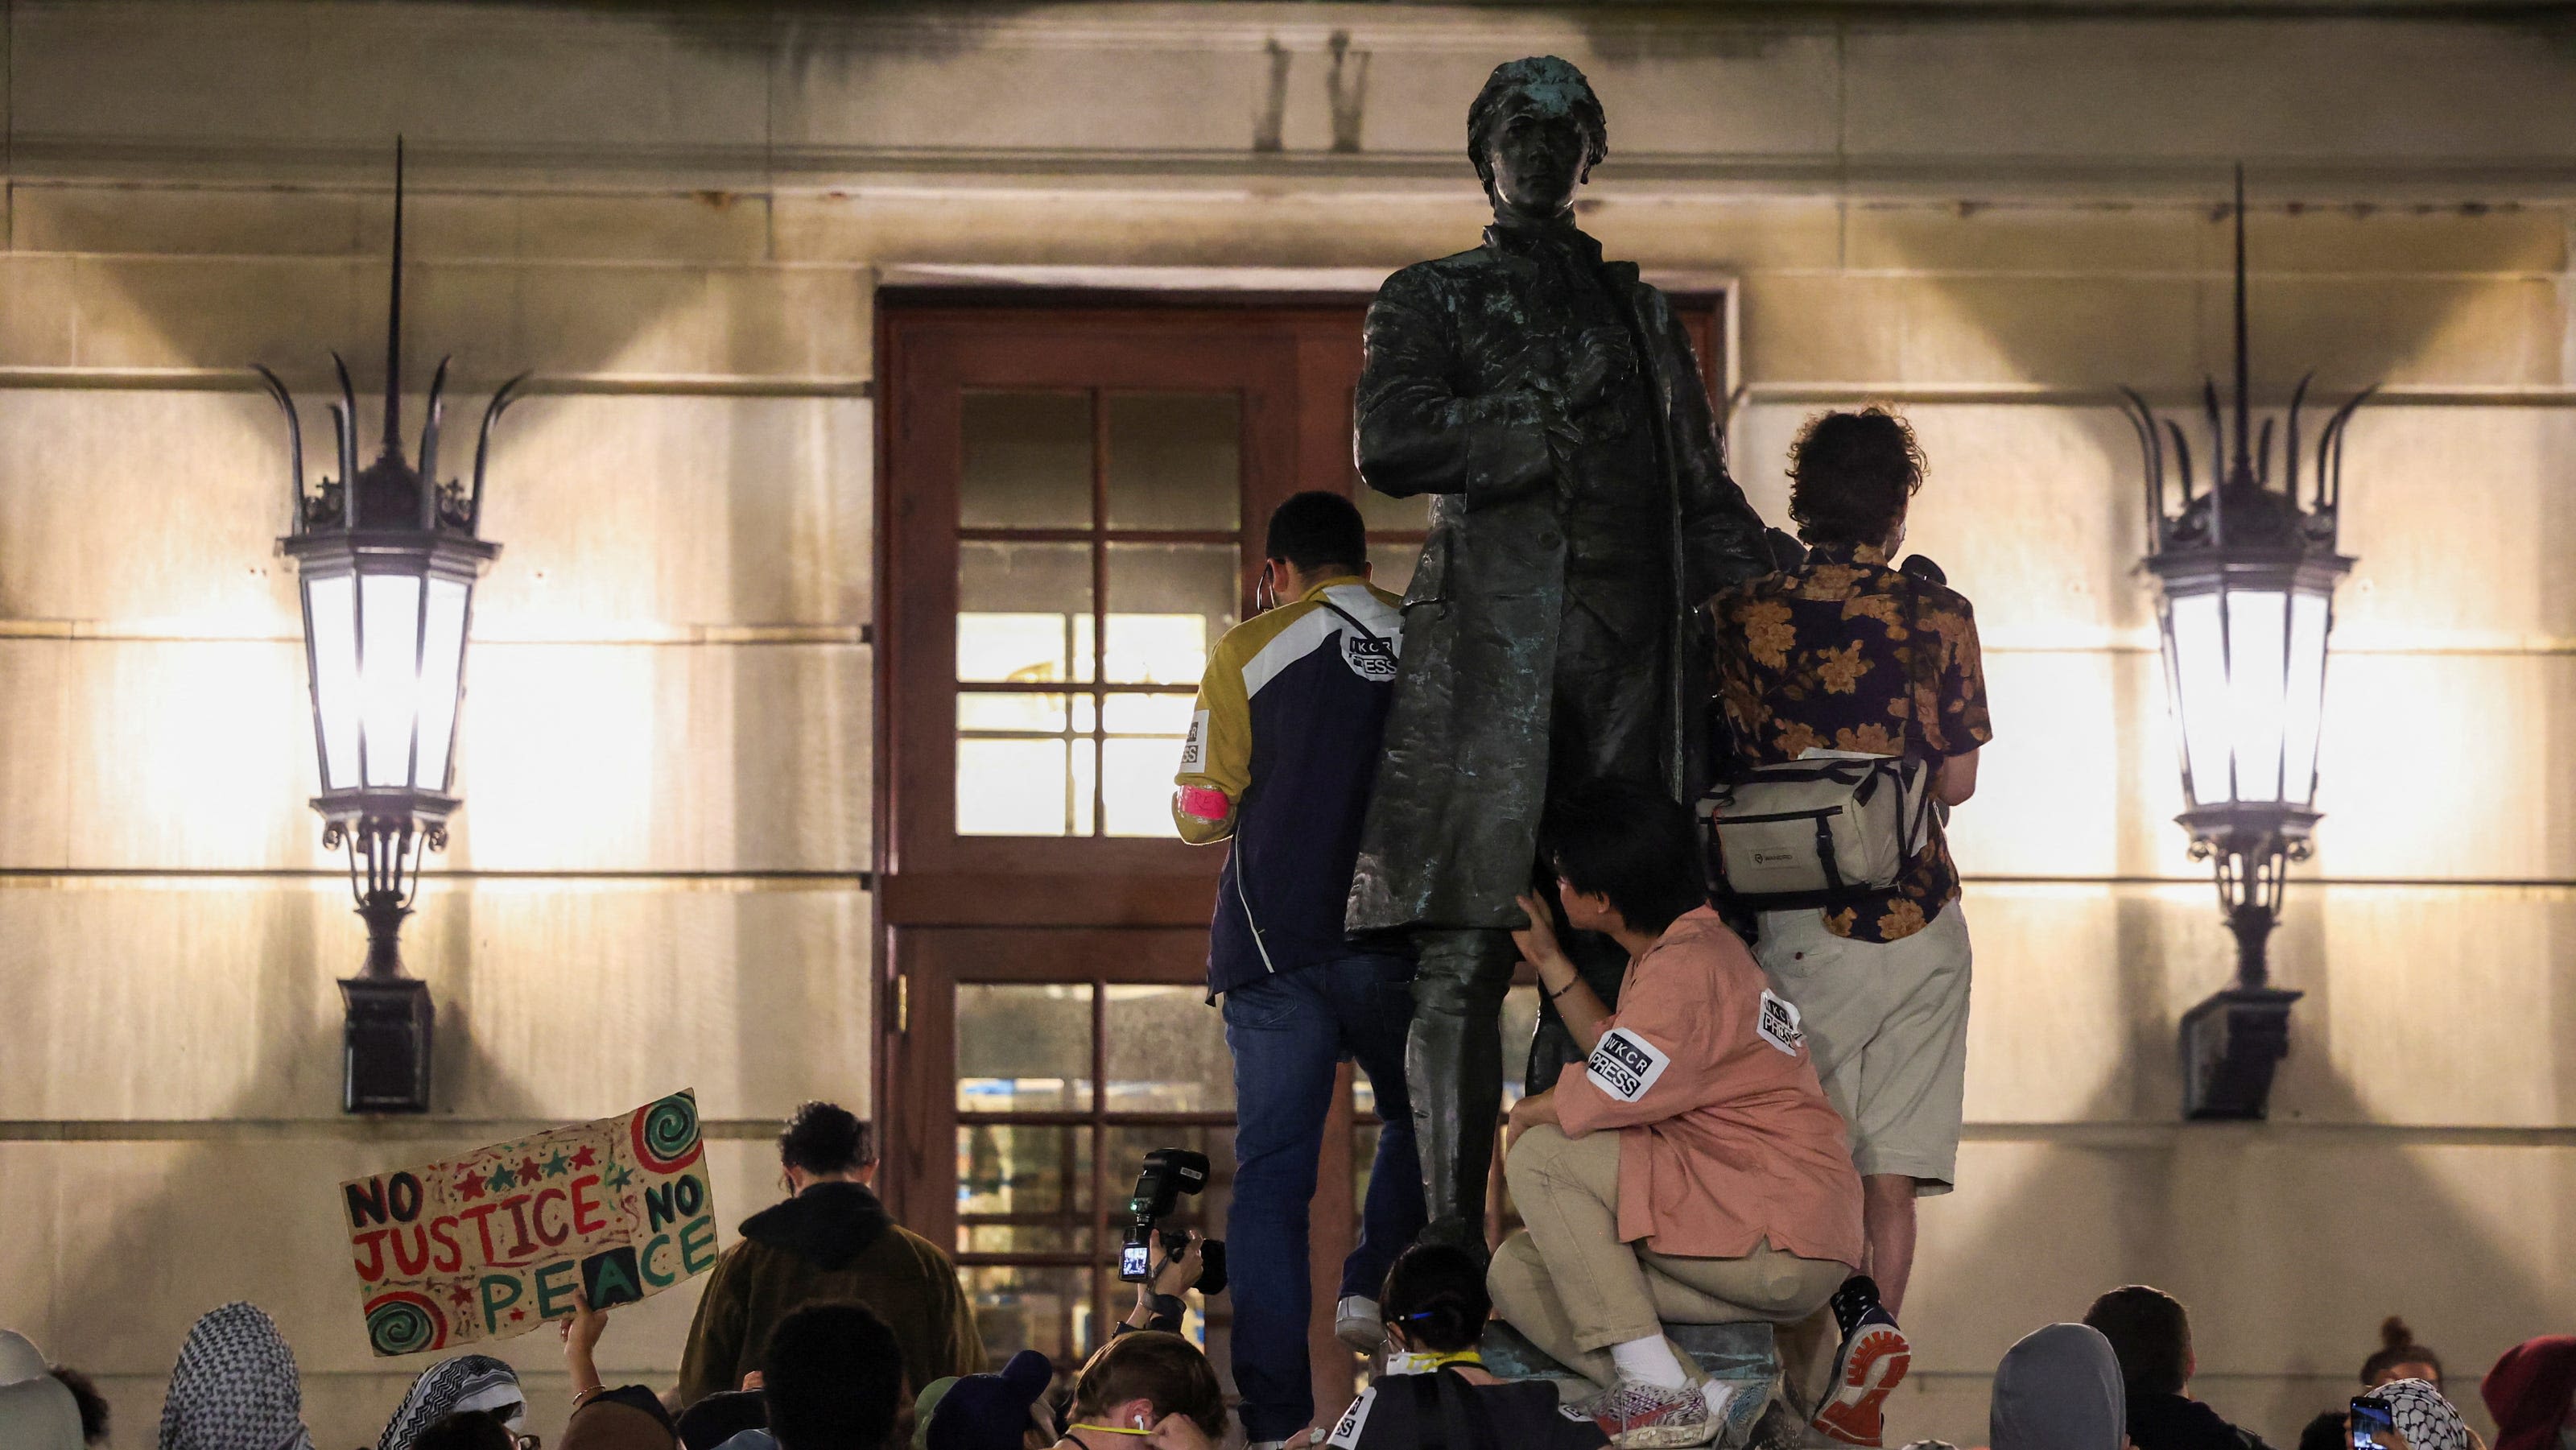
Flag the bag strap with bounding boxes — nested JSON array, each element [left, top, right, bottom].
[[1317, 597, 1386, 645]]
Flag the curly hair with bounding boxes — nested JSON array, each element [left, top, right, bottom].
[[1467, 56, 1608, 203], [1786, 407, 1926, 547], [778, 1101, 874, 1175]]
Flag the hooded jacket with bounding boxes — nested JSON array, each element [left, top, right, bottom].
[[678, 1183, 987, 1406]]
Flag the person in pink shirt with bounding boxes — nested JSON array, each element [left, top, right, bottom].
[[1488, 780, 1866, 1449]]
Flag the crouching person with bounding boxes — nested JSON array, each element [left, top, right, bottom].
[[1489, 780, 1866, 1449]]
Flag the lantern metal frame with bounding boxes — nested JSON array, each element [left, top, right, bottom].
[[255, 138, 526, 1113], [2119, 167, 2373, 1121]]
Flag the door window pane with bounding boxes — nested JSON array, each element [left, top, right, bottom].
[[957, 737, 1077, 837], [960, 543, 1093, 683], [958, 984, 1095, 1111], [1106, 392, 1241, 531], [1105, 543, 1235, 684], [1100, 737, 1182, 839], [1104, 986, 1232, 1111], [963, 390, 1092, 529], [964, 1265, 1100, 1365]]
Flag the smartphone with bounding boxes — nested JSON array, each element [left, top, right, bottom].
[[2351, 1395, 2399, 1450]]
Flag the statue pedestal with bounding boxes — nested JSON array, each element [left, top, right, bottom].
[[1480, 1320, 1779, 1446]]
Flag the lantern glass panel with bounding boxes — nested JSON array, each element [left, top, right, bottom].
[[2282, 590, 2330, 807], [2226, 589, 2290, 803], [415, 577, 472, 793], [306, 572, 363, 791], [360, 572, 425, 788], [2168, 592, 2232, 805]]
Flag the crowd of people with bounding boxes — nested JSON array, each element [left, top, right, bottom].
[[4, 1150, 2570, 1450]]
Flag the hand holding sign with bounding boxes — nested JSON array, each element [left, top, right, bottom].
[[341, 1091, 719, 1357]]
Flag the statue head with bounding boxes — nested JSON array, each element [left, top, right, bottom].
[[1467, 56, 1608, 216]]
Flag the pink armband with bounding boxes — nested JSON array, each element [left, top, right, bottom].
[[1177, 786, 1232, 821]]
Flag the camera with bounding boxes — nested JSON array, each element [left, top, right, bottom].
[[1118, 1147, 1228, 1296]]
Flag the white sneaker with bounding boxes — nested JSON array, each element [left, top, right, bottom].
[[1561, 1379, 1721, 1448], [1335, 1295, 1386, 1353]]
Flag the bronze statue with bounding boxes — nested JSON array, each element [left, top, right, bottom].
[[1345, 56, 1771, 1244]]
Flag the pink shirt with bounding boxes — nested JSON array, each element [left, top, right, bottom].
[[1553, 907, 1865, 1266]]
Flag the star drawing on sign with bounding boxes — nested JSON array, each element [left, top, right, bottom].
[[542, 1150, 572, 1179], [448, 1284, 475, 1307], [486, 1164, 518, 1192], [509, 1308, 526, 1323], [604, 1162, 636, 1190], [516, 1156, 543, 1184], [455, 1171, 486, 1201], [571, 1145, 599, 1170]]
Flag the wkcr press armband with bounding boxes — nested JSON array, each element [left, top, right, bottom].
[[1695, 754, 1934, 911]]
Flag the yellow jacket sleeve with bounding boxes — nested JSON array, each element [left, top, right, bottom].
[[1172, 638, 1252, 844]]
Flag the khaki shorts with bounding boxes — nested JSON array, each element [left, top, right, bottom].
[[1754, 903, 1972, 1193]]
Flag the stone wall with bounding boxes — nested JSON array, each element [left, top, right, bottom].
[[2, 4, 2570, 1447]]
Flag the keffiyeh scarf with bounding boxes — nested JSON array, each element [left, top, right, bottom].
[[2374, 1378, 2470, 1450], [158, 1303, 317, 1450], [381, 1356, 524, 1450]]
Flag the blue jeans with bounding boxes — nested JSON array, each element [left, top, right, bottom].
[[1223, 952, 1426, 1442]]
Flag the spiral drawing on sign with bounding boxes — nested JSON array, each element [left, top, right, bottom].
[[365, 1291, 447, 1357], [630, 1093, 703, 1173]]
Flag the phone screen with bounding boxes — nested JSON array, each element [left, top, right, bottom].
[[2351, 1398, 2398, 1450], [1121, 1242, 1151, 1280]]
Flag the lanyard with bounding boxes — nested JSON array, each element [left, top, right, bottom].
[[1386, 1349, 1484, 1376]]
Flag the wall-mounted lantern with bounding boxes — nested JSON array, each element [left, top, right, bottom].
[[255, 140, 525, 1113], [2120, 167, 2373, 1121]]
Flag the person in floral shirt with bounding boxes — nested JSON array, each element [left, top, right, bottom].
[[1708, 408, 1990, 1449]]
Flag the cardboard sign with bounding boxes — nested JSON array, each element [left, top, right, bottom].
[[340, 1091, 718, 1357]]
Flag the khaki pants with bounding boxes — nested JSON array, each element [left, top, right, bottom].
[[1755, 903, 1972, 1192], [1488, 1125, 1848, 1390]]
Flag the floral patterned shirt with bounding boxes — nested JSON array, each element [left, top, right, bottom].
[[1711, 541, 1992, 942]]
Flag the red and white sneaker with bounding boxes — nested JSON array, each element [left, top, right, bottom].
[[1561, 1380, 1722, 1448], [1809, 1319, 1911, 1448]]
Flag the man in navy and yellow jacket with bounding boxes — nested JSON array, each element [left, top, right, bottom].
[[1173, 491, 1425, 1450]]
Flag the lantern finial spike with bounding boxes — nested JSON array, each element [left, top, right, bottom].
[[382, 136, 406, 458], [2232, 163, 2252, 483], [251, 364, 304, 535]]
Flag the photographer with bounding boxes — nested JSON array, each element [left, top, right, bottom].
[[1172, 492, 1425, 1450], [1490, 781, 1862, 1450]]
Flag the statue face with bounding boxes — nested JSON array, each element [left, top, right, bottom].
[[1483, 104, 1590, 216]]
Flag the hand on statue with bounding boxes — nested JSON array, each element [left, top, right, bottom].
[[1512, 890, 1571, 975]]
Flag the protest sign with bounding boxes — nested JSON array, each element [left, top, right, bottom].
[[340, 1090, 718, 1356]]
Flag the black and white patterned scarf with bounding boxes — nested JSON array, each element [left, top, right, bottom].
[[2376, 1378, 2470, 1450], [157, 1303, 317, 1450], [379, 1356, 523, 1450]]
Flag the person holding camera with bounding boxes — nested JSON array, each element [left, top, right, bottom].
[[1172, 492, 1426, 1450], [1707, 408, 1989, 1448], [1490, 781, 1862, 1450]]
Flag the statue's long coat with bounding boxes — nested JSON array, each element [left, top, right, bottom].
[[1344, 233, 1770, 934]]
